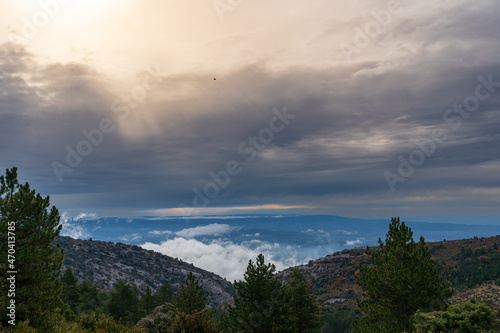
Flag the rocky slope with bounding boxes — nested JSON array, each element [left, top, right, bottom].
[[56, 233, 500, 311], [279, 234, 500, 312], [56, 236, 235, 307]]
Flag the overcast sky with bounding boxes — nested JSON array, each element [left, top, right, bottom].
[[1, 0, 500, 219]]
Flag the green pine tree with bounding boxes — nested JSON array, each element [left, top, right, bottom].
[[321, 309, 360, 333], [169, 273, 218, 333], [222, 254, 285, 332], [107, 279, 140, 325], [141, 285, 155, 316], [280, 268, 322, 332], [0, 167, 64, 329], [173, 272, 209, 314], [354, 217, 452, 332], [61, 268, 81, 316], [153, 284, 173, 308], [77, 280, 108, 315]]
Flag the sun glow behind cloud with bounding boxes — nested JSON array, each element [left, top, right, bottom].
[[143, 204, 318, 217], [4, 0, 360, 80]]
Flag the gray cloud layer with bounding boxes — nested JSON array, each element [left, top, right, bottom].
[[1, 0, 500, 217]]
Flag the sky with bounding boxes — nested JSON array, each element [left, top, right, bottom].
[[1, 0, 500, 220]]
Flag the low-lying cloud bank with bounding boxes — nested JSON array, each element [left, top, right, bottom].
[[60, 212, 94, 239], [141, 237, 304, 282]]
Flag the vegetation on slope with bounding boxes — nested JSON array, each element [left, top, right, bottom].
[[57, 235, 235, 307]]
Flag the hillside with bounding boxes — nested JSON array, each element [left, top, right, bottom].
[[56, 236, 236, 307], [279, 234, 500, 312], [56, 233, 500, 312]]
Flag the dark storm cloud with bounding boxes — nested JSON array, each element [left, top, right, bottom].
[[1, 0, 500, 215]]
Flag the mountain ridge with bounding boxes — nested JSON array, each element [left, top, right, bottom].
[[278, 234, 500, 312], [57, 236, 236, 307], [57, 232, 500, 312]]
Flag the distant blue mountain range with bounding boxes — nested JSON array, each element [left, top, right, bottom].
[[61, 214, 500, 281]]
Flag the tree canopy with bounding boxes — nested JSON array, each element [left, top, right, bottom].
[[222, 254, 321, 333], [173, 272, 208, 314], [222, 254, 284, 332], [0, 167, 64, 329], [108, 279, 141, 324], [354, 217, 453, 332], [170, 272, 218, 333], [280, 268, 322, 332], [414, 301, 500, 332]]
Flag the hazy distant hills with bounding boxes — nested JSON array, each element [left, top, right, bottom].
[[57, 236, 235, 307], [62, 214, 500, 247]]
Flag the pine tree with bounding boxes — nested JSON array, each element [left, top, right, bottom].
[[354, 217, 452, 332], [222, 254, 285, 332], [153, 283, 173, 308], [280, 268, 322, 332], [170, 272, 217, 332], [61, 268, 81, 315], [77, 280, 108, 314], [0, 167, 64, 328], [141, 285, 155, 316], [107, 279, 140, 324], [173, 272, 208, 314]]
